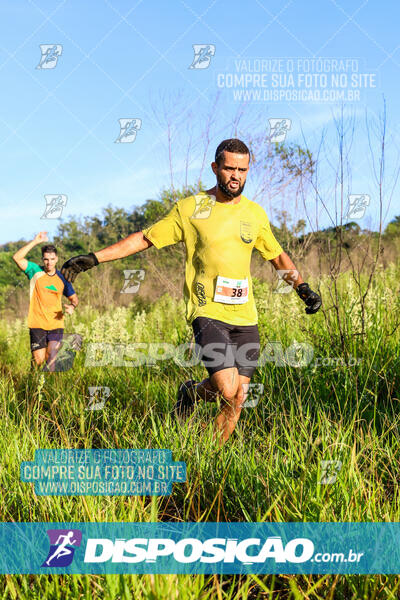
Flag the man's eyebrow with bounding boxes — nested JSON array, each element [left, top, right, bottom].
[[224, 165, 248, 170]]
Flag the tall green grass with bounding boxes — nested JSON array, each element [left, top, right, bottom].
[[0, 266, 399, 599]]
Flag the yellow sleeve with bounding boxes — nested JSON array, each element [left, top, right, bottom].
[[141, 204, 184, 249], [254, 211, 283, 260]]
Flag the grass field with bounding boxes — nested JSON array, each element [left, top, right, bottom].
[[0, 266, 400, 599]]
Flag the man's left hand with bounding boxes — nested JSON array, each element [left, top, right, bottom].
[[296, 283, 322, 314]]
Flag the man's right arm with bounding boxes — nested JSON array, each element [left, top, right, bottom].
[[95, 231, 153, 263], [62, 202, 183, 282], [61, 231, 153, 282], [12, 231, 48, 272]]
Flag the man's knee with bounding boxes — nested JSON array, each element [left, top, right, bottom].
[[221, 386, 246, 413], [32, 356, 45, 366], [212, 380, 238, 402]]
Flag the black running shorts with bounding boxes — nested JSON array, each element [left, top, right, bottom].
[[29, 328, 64, 352], [191, 317, 260, 378]]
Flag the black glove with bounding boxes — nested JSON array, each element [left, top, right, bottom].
[[61, 253, 99, 283], [296, 282, 322, 314]]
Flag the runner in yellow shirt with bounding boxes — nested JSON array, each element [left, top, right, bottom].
[[61, 139, 321, 445]]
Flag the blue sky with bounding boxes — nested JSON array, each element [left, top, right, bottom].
[[0, 0, 399, 244]]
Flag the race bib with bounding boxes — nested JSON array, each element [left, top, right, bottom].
[[213, 276, 249, 304]]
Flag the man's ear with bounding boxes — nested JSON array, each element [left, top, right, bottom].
[[211, 161, 218, 176]]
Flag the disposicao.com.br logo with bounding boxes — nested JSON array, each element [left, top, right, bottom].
[[83, 536, 313, 564], [0, 522, 377, 573]]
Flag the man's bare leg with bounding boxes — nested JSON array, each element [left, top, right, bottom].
[[182, 369, 252, 443], [191, 372, 250, 404], [45, 340, 62, 372], [207, 368, 252, 445], [213, 376, 249, 445], [31, 348, 46, 371]]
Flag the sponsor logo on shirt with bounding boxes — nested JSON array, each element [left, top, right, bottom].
[[240, 221, 253, 244], [195, 282, 207, 306]]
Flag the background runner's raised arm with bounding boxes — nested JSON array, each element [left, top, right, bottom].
[[12, 231, 48, 271]]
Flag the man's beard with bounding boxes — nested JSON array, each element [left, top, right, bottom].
[[216, 174, 245, 198]]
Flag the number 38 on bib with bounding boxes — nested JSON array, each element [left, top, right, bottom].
[[213, 275, 249, 305]]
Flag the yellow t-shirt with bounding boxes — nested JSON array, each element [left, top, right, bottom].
[[142, 192, 283, 326]]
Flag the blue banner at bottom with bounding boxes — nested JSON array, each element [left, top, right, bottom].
[[0, 522, 399, 574]]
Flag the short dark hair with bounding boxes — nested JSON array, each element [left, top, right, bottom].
[[41, 244, 58, 256], [215, 138, 250, 165]]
